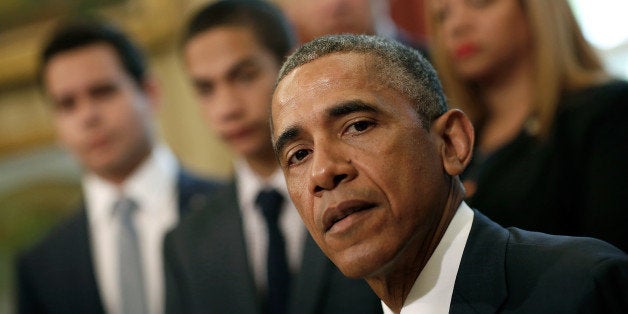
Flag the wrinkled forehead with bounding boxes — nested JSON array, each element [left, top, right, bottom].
[[271, 52, 375, 127], [274, 52, 378, 101]]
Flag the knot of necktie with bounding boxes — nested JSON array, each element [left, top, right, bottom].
[[256, 189, 284, 225], [114, 197, 138, 219]]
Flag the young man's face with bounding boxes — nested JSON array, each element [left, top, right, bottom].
[[271, 52, 452, 279], [44, 43, 154, 183], [184, 26, 281, 160]]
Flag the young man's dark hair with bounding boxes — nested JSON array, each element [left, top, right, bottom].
[[183, 0, 296, 63], [38, 18, 147, 88]]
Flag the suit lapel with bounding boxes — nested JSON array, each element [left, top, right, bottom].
[[288, 234, 331, 314], [198, 181, 260, 313], [450, 210, 509, 314], [75, 207, 107, 313], [175, 169, 219, 217]]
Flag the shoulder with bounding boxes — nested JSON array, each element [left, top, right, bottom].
[[557, 80, 628, 129], [17, 209, 86, 267], [461, 210, 628, 311], [553, 79, 628, 153], [176, 168, 226, 194], [506, 227, 626, 262], [166, 180, 236, 245], [503, 228, 627, 309], [175, 169, 229, 215]]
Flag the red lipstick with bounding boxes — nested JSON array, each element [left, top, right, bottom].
[[454, 43, 478, 59]]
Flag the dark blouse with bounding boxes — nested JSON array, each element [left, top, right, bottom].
[[465, 80, 628, 252]]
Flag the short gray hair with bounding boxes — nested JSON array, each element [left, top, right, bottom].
[[277, 34, 447, 127]]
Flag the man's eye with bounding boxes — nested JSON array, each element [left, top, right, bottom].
[[54, 98, 76, 112], [195, 83, 214, 97], [288, 149, 310, 165], [235, 68, 259, 83], [346, 120, 375, 134], [91, 84, 117, 101]]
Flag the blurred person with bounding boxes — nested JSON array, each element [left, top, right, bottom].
[[271, 33, 628, 314], [163, 1, 381, 313], [15, 19, 222, 314], [426, 0, 628, 251], [276, 0, 427, 53]]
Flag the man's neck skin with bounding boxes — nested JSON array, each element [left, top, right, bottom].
[[366, 178, 465, 313]]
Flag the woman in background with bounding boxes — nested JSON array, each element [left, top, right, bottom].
[[426, 0, 627, 251]]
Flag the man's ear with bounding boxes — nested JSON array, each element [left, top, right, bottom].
[[141, 75, 162, 112], [430, 109, 474, 176]]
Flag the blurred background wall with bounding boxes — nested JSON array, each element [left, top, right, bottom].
[[0, 0, 626, 313]]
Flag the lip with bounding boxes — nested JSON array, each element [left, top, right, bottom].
[[322, 199, 376, 233], [223, 126, 255, 142], [454, 42, 478, 59], [87, 135, 111, 150]]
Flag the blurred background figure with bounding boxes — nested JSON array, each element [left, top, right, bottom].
[[276, 0, 428, 54], [164, 1, 381, 313], [15, 19, 220, 314], [426, 0, 628, 251]]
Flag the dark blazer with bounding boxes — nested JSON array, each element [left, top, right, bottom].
[[466, 80, 628, 252], [16, 170, 222, 314], [451, 210, 628, 313], [164, 181, 382, 314]]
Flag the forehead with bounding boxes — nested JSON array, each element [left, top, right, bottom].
[[184, 26, 269, 71], [272, 52, 408, 131], [275, 53, 371, 108], [44, 43, 126, 93]]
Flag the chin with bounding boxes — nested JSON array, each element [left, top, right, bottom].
[[330, 245, 393, 279]]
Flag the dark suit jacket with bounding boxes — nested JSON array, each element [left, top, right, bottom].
[[451, 210, 628, 313], [164, 182, 382, 314], [16, 170, 222, 314]]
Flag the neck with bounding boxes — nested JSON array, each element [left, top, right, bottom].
[[366, 179, 465, 313], [477, 56, 534, 154], [98, 144, 153, 186]]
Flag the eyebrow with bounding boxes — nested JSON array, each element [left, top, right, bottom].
[[274, 126, 301, 157], [192, 57, 259, 88], [227, 57, 258, 79], [327, 99, 378, 117], [273, 99, 379, 156]]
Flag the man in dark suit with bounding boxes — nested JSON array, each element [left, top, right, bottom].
[[164, 1, 381, 313], [270, 34, 628, 313], [16, 19, 221, 314]]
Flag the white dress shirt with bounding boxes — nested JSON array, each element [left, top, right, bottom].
[[235, 158, 306, 291], [382, 202, 474, 314], [84, 145, 178, 314]]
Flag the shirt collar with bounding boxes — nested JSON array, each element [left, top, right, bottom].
[[382, 202, 474, 314], [234, 158, 288, 211], [83, 145, 178, 221]]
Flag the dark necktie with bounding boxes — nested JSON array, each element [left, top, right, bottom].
[[256, 189, 290, 314], [115, 197, 148, 314]]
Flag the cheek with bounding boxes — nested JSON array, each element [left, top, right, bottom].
[[288, 176, 318, 228], [54, 116, 80, 147], [200, 105, 219, 128]]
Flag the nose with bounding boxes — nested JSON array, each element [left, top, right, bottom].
[[212, 84, 245, 122], [443, 3, 472, 38], [77, 97, 100, 128], [308, 141, 357, 197]]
